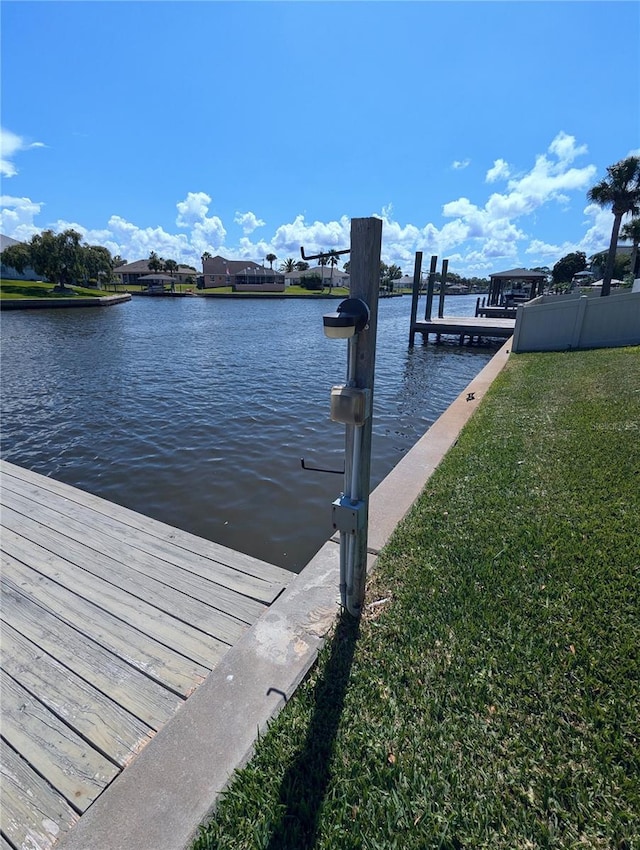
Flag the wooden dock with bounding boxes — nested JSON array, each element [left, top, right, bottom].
[[475, 305, 518, 319], [411, 315, 515, 344], [0, 460, 291, 850], [406, 255, 516, 345]]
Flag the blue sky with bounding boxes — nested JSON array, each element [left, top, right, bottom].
[[1, 1, 639, 276]]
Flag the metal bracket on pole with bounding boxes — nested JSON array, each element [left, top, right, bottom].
[[300, 246, 350, 262], [300, 458, 344, 475]]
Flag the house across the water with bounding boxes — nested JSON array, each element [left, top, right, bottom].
[[201, 255, 285, 292]]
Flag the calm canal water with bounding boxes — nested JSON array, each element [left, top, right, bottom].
[[1, 294, 498, 572]]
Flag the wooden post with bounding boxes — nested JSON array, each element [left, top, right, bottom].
[[408, 251, 423, 345], [437, 258, 449, 318], [345, 217, 382, 617], [424, 255, 437, 320]]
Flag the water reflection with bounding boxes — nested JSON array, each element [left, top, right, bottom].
[[1, 295, 496, 572]]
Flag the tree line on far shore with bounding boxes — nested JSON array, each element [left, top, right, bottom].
[[2, 156, 639, 296]]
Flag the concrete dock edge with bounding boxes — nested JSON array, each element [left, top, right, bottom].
[[0, 294, 131, 309], [58, 338, 512, 850]]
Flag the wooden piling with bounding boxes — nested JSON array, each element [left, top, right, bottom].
[[408, 251, 423, 346], [437, 258, 449, 319], [424, 255, 437, 320]]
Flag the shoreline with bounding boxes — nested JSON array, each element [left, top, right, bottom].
[[0, 293, 132, 310]]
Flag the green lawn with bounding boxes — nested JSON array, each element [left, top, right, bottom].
[[195, 346, 640, 850], [0, 279, 106, 299], [196, 285, 351, 297], [0, 279, 396, 300]]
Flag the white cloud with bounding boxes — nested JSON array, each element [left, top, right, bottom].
[[107, 215, 193, 261], [442, 197, 475, 218], [452, 159, 470, 170], [175, 192, 227, 255], [0, 127, 45, 177], [524, 238, 566, 258], [0, 195, 44, 241], [505, 155, 596, 207], [176, 191, 213, 225], [234, 211, 266, 234], [486, 158, 510, 183], [271, 215, 352, 257], [524, 201, 628, 264], [548, 130, 588, 165], [575, 202, 624, 258], [0, 132, 611, 277], [432, 133, 598, 270]]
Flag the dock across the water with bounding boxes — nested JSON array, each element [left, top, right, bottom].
[[407, 256, 516, 345], [410, 315, 515, 344], [0, 460, 290, 850]]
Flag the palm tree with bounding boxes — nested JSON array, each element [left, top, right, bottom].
[[164, 258, 178, 292], [148, 251, 162, 273], [318, 254, 329, 292], [327, 250, 339, 291], [280, 258, 296, 273], [587, 156, 640, 296], [620, 216, 640, 282], [265, 253, 277, 269]]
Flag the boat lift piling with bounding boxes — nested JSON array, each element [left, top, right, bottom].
[[408, 250, 516, 345], [408, 251, 423, 346], [424, 254, 438, 321], [437, 258, 449, 319], [435, 258, 450, 343]]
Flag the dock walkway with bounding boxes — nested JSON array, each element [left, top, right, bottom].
[[0, 460, 290, 850], [411, 315, 515, 344]]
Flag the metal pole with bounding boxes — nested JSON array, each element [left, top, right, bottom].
[[339, 335, 358, 607], [344, 217, 382, 617]]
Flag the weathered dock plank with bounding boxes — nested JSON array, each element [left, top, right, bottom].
[[2, 545, 232, 667], [1, 670, 119, 812], [0, 739, 79, 850], [1, 503, 252, 645], [0, 459, 291, 850], [0, 568, 209, 704], [0, 581, 187, 720], [1, 479, 270, 625], [0, 461, 289, 596], [0, 485, 265, 624], [1, 621, 154, 767]]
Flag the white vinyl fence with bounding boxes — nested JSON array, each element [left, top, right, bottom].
[[512, 290, 640, 353]]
